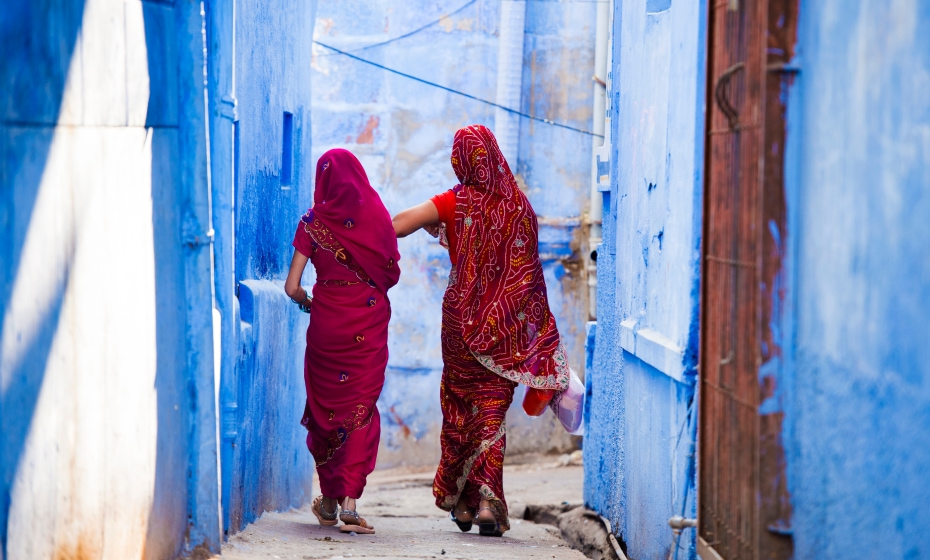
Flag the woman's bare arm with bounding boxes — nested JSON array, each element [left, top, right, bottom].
[[284, 250, 310, 301], [392, 199, 440, 238]]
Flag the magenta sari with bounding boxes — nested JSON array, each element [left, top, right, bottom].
[[292, 149, 400, 500]]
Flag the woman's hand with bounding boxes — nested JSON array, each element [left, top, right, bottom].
[[287, 285, 312, 313], [392, 199, 440, 238], [423, 223, 441, 238]]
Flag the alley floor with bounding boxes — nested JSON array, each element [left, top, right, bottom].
[[215, 457, 588, 560]]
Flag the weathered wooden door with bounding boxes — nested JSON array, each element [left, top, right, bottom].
[[699, 0, 798, 558]]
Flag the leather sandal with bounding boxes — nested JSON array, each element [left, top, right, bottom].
[[477, 506, 503, 537], [339, 497, 376, 534], [311, 495, 338, 527]]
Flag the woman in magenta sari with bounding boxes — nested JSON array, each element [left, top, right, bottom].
[[392, 125, 570, 537], [284, 148, 400, 534]]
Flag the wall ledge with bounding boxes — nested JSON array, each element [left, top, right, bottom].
[[618, 318, 687, 383]]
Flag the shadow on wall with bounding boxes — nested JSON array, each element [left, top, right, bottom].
[[143, 2, 192, 559], [0, 0, 86, 553], [1, 2, 205, 557]]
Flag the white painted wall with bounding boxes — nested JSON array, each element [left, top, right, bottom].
[[5, 126, 161, 559], [1, 1, 206, 557]]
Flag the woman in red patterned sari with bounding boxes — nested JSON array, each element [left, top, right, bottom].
[[393, 125, 570, 536], [284, 148, 400, 534]]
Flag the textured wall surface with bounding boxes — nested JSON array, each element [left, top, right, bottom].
[[0, 0, 219, 557], [583, 1, 705, 559], [227, 281, 314, 533], [588, 2, 930, 559], [209, 0, 319, 536], [786, 2, 930, 558], [1, 0, 324, 554], [310, 0, 596, 468]]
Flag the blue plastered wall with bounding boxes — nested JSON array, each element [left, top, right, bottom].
[[1, 0, 220, 556], [583, 1, 706, 559], [785, 2, 930, 557], [2, 0, 326, 553], [310, 0, 597, 467], [210, 0, 320, 535], [228, 280, 314, 533]]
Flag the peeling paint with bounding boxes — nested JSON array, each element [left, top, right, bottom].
[[356, 115, 380, 144], [318, 17, 335, 36]]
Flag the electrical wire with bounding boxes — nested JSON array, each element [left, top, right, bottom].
[[314, 0, 610, 59], [313, 40, 605, 139], [314, 0, 479, 57], [354, 0, 478, 53]]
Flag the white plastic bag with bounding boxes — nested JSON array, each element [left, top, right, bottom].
[[549, 368, 585, 435]]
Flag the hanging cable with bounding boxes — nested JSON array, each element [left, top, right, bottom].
[[356, 0, 477, 53], [315, 0, 610, 58], [313, 40, 605, 139]]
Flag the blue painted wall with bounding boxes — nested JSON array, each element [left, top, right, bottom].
[[1, 0, 220, 557], [208, 0, 319, 536], [586, 1, 930, 559], [583, 1, 706, 559], [310, 0, 597, 467], [2, 0, 321, 554], [227, 281, 314, 532], [784, 2, 930, 557]]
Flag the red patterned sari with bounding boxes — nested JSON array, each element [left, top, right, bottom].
[[293, 149, 400, 501], [432, 125, 570, 532]]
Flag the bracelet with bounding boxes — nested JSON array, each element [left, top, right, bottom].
[[289, 288, 309, 305], [290, 289, 312, 313]]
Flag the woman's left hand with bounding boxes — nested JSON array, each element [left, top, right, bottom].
[[423, 223, 441, 238], [289, 285, 312, 313]]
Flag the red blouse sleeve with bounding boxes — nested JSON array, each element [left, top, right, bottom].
[[430, 189, 459, 265], [292, 212, 316, 258], [430, 189, 456, 225]]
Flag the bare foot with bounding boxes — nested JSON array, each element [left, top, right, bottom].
[[322, 496, 339, 515], [476, 498, 495, 523], [339, 497, 374, 531]]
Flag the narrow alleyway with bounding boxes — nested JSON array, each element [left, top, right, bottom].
[[215, 457, 588, 560]]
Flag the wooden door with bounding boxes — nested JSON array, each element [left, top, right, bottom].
[[699, 0, 798, 558]]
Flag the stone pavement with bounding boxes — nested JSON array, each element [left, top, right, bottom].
[[215, 457, 587, 560]]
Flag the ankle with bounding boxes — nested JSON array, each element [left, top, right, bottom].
[[454, 501, 474, 520], [321, 496, 338, 514]]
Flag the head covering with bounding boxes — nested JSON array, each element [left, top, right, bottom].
[[446, 125, 569, 391], [310, 148, 400, 293]]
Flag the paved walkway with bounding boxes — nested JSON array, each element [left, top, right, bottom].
[[216, 459, 587, 560]]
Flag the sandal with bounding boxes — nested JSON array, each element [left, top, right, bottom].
[[450, 506, 474, 532], [339, 497, 376, 534], [477, 506, 503, 537], [311, 495, 338, 527]]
